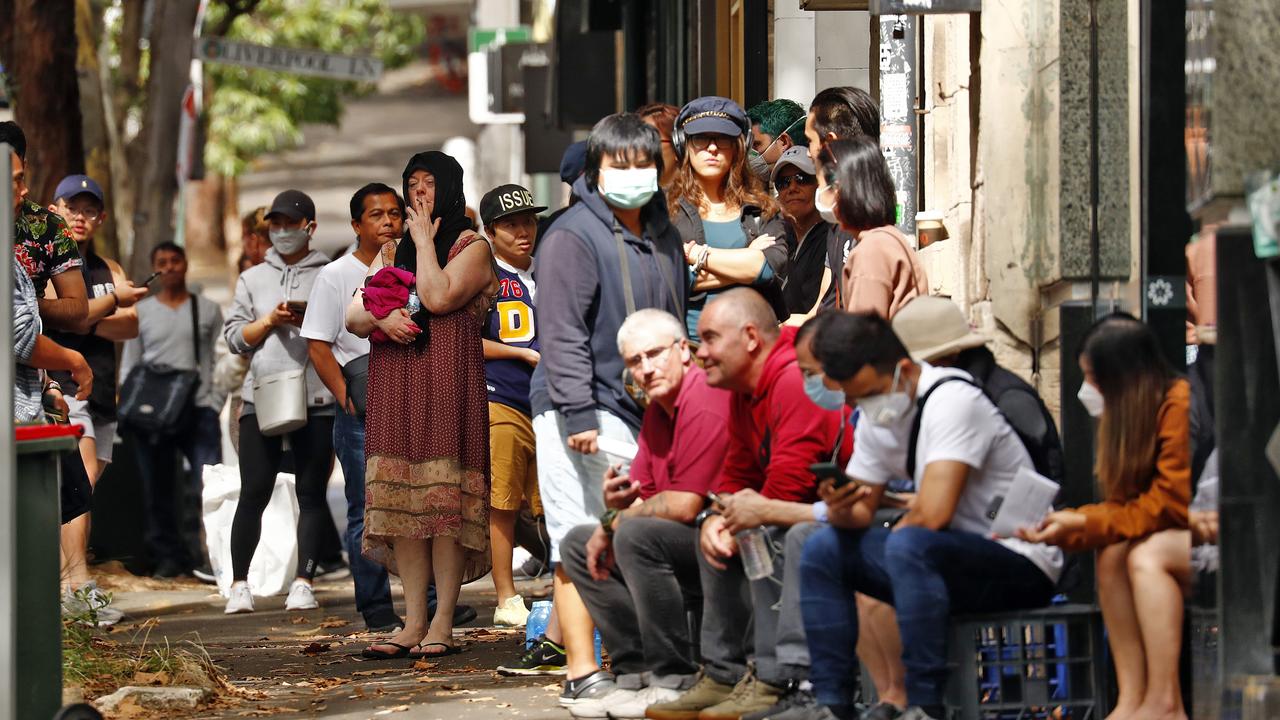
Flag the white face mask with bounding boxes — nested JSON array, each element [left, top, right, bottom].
[[599, 167, 659, 209], [269, 225, 311, 255], [814, 185, 839, 225], [1077, 381, 1105, 418], [858, 364, 912, 426]]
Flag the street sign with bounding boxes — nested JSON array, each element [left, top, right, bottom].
[[195, 37, 382, 82], [469, 26, 532, 54], [870, 0, 981, 12]]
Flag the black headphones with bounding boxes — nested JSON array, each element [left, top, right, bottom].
[[672, 104, 753, 162]]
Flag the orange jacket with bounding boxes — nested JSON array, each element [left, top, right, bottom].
[[1063, 379, 1191, 552]]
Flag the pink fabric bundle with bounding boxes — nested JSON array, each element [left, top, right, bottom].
[[363, 266, 417, 343]]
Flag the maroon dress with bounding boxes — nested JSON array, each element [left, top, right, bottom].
[[363, 233, 495, 583]]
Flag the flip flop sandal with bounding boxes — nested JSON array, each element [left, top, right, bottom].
[[361, 642, 413, 660], [409, 642, 463, 658]]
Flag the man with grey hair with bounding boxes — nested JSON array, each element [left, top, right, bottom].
[[648, 288, 852, 720], [558, 309, 733, 720]]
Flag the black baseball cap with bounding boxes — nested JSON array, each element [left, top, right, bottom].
[[479, 184, 547, 226], [677, 96, 749, 137], [265, 189, 316, 222]]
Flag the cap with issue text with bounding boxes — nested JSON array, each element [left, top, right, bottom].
[[479, 184, 547, 226]]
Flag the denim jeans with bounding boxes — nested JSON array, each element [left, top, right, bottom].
[[800, 525, 1055, 708], [134, 406, 222, 569], [333, 409, 396, 624]]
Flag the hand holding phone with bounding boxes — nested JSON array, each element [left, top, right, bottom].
[[286, 300, 308, 317], [809, 462, 858, 489], [143, 271, 162, 286]]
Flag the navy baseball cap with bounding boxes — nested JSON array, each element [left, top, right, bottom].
[[559, 141, 588, 185], [54, 175, 104, 204], [677, 97, 749, 137], [480, 184, 547, 226], [265, 189, 316, 222]]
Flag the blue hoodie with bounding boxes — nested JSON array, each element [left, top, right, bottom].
[[531, 175, 688, 435]]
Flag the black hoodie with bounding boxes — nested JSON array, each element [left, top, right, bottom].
[[531, 175, 688, 435]]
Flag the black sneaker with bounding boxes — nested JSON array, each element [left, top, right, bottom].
[[558, 669, 615, 707], [497, 636, 568, 676], [426, 602, 478, 627], [315, 558, 351, 581], [152, 561, 187, 579], [743, 687, 818, 720], [861, 702, 904, 720], [365, 610, 405, 634], [191, 564, 217, 584], [515, 556, 550, 579]]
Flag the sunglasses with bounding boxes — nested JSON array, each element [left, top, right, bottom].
[[774, 174, 818, 192]]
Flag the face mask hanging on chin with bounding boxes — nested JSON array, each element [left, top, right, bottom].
[[857, 364, 912, 426]]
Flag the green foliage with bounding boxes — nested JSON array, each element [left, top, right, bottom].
[[203, 0, 424, 176]]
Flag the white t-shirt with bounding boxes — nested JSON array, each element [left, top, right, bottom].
[[300, 253, 371, 367], [846, 363, 1063, 583]]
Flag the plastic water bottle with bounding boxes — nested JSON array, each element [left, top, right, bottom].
[[526, 600, 553, 649], [594, 628, 603, 666]]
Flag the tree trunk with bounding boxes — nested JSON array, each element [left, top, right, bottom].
[[103, 0, 145, 267], [1, 0, 86, 204], [182, 172, 227, 276], [127, 0, 200, 280], [75, 0, 122, 261]]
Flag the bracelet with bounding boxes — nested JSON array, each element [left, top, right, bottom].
[[600, 508, 621, 537], [691, 246, 709, 277], [110, 290, 119, 308], [694, 507, 721, 529], [43, 380, 62, 393]]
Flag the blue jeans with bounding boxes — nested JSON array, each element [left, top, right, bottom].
[[800, 525, 1055, 708], [333, 410, 396, 624]]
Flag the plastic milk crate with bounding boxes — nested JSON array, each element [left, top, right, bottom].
[[942, 603, 1110, 720]]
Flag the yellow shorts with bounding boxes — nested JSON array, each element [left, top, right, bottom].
[[489, 402, 542, 514]]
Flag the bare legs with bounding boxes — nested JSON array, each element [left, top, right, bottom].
[[1096, 531, 1190, 720], [60, 438, 102, 589], [553, 566, 598, 678], [855, 594, 908, 708], [490, 507, 519, 603], [370, 535, 466, 655]]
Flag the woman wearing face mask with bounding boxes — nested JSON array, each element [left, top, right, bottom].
[[222, 189, 336, 615], [344, 151, 498, 659], [667, 96, 789, 341], [817, 136, 928, 318], [1018, 314, 1191, 720]]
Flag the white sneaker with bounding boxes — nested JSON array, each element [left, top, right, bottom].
[[224, 582, 255, 614], [607, 685, 682, 719], [285, 580, 318, 611], [492, 594, 530, 627], [62, 582, 124, 627], [569, 686, 639, 719]]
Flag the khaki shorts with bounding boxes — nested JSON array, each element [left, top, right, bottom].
[[489, 402, 542, 514]]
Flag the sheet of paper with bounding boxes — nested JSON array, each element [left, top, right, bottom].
[[596, 436, 639, 462], [990, 466, 1061, 538]]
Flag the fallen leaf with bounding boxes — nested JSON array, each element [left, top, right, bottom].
[[300, 642, 331, 655], [319, 616, 349, 628], [290, 616, 310, 625], [375, 706, 411, 715], [463, 696, 497, 703], [352, 668, 402, 677], [411, 659, 439, 671], [131, 670, 170, 685]]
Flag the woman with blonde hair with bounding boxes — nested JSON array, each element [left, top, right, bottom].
[[666, 96, 789, 340], [1019, 314, 1191, 720]]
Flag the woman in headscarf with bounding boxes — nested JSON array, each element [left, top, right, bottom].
[[346, 151, 497, 658]]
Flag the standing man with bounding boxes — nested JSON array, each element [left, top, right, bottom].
[[530, 113, 687, 706], [477, 183, 547, 627], [120, 243, 224, 579], [771, 148, 831, 322], [302, 183, 406, 632], [745, 98, 808, 182], [47, 174, 148, 622], [803, 88, 880, 310]]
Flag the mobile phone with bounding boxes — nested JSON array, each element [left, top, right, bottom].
[[286, 300, 308, 316], [142, 271, 162, 286], [809, 462, 859, 489]]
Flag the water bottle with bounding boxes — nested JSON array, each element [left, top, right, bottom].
[[594, 628, 604, 666], [526, 600, 553, 649]]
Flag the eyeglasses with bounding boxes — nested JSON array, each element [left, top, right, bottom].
[[62, 206, 102, 221], [774, 174, 817, 192], [687, 134, 736, 152], [623, 340, 680, 371]]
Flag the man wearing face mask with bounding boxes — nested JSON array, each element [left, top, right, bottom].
[[530, 113, 687, 707], [793, 312, 1062, 720], [745, 99, 808, 185]]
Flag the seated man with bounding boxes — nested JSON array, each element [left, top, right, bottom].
[[559, 309, 733, 720], [795, 312, 1063, 720], [647, 288, 851, 720]]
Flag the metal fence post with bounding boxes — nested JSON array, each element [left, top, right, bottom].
[[1, 142, 18, 720]]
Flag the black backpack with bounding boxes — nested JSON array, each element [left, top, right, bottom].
[[905, 371, 1065, 483]]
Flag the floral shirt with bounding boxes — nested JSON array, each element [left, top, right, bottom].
[[13, 199, 81, 294]]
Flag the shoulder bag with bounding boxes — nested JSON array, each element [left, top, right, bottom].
[[118, 297, 201, 435]]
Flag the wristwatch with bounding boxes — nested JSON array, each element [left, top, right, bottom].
[[694, 507, 721, 529], [600, 508, 621, 537]]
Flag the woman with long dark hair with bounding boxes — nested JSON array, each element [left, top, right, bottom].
[[1018, 314, 1191, 720], [666, 97, 789, 340], [346, 151, 497, 658], [817, 136, 927, 318]]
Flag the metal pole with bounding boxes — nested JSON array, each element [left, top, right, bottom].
[[878, 14, 919, 244], [0, 143, 17, 720]]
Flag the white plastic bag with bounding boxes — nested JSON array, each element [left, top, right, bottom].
[[201, 463, 299, 598]]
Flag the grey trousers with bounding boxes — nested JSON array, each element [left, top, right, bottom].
[[699, 522, 820, 687], [561, 518, 703, 689]]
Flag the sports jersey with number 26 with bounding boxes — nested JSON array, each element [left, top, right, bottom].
[[484, 258, 539, 415]]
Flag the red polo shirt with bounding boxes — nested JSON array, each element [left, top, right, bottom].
[[632, 364, 733, 499]]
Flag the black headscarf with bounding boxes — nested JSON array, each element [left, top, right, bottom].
[[394, 150, 475, 271]]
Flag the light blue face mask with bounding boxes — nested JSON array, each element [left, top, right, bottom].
[[599, 167, 659, 210], [804, 372, 846, 411]]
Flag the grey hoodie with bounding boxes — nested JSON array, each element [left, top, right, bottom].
[[224, 248, 335, 413]]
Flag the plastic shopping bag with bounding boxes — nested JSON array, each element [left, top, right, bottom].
[[201, 464, 299, 598]]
